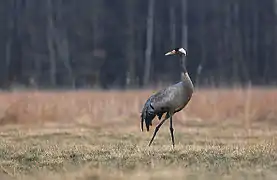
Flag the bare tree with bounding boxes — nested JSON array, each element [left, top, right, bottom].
[[54, 0, 73, 86], [273, 0, 277, 82], [143, 0, 155, 87], [181, 0, 188, 80], [126, 0, 136, 87], [46, 0, 57, 86], [170, 0, 176, 47], [195, 1, 206, 87]]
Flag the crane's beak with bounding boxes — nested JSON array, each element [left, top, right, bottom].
[[165, 50, 176, 56]]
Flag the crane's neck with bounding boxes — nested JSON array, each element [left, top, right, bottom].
[[180, 56, 194, 89], [180, 56, 187, 74]]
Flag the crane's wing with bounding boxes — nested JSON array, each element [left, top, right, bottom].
[[141, 84, 180, 131], [149, 86, 177, 112], [140, 89, 169, 131]]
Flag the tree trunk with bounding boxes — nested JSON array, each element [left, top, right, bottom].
[[168, 0, 178, 81], [126, 0, 136, 87], [181, 0, 188, 80], [274, 0, 277, 82], [55, 0, 73, 87], [46, 0, 57, 86], [7, 0, 23, 86], [195, 2, 206, 87], [170, 1, 176, 47], [181, 0, 188, 50], [143, 0, 155, 87]]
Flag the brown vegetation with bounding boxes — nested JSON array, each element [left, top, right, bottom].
[[0, 87, 276, 127]]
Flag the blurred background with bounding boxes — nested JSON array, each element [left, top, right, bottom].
[[0, 0, 276, 90]]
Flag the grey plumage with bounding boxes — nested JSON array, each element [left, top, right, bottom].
[[140, 48, 194, 147]]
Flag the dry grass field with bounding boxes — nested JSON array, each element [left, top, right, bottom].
[[0, 87, 276, 179]]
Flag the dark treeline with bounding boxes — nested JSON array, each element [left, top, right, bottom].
[[0, 0, 276, 90]]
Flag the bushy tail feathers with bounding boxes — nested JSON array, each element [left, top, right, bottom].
[[141, 104, 156, 132]]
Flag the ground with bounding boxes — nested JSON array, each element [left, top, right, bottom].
[[0, 87, 276, 179]]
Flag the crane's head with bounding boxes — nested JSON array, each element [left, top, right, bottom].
[[165, 48, 187, 56]]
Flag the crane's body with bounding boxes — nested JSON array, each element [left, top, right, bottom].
[[140, 48, 194, 147]]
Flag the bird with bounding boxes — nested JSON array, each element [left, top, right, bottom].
[[140, 47, 194, 147]]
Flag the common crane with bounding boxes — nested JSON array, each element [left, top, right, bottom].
[[140, 48, 194, 147]]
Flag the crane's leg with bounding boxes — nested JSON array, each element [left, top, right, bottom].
[[148, 113, 170, 146], [169, 115, 175, 147]]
